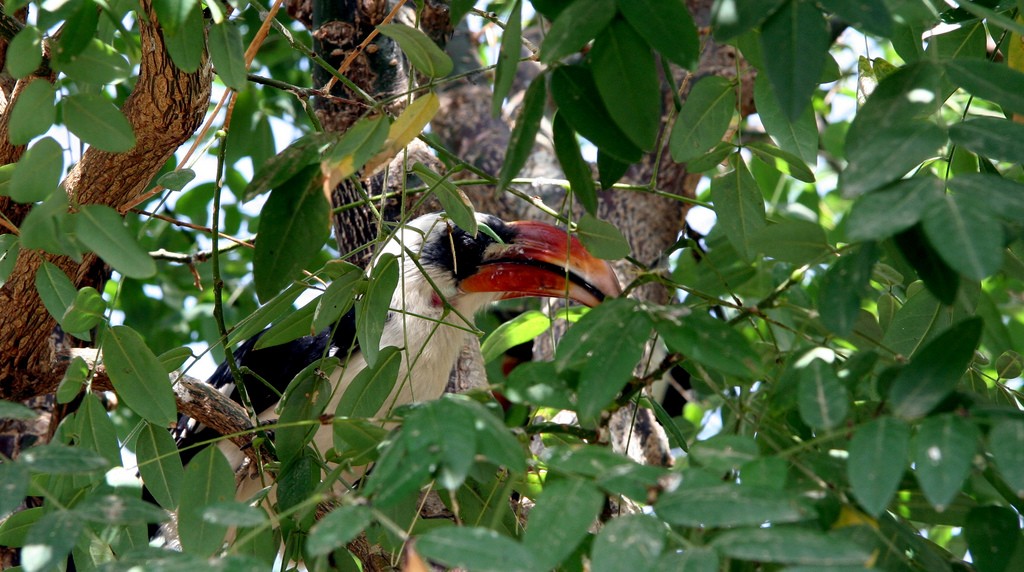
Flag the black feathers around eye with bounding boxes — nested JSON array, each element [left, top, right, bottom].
[[420, 214, 517, 280]]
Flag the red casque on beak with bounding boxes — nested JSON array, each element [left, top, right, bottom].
[[459, 220, 621, 307]]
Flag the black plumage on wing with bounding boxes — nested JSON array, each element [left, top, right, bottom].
[[171, 309, 357, 464]]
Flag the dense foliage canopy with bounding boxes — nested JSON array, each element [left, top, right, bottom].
[[1, 0, 1024, 571]]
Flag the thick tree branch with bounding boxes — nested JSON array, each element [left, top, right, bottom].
[[59, 348, 258, 457]]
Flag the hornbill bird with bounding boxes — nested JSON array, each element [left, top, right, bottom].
[[172, 211, 621, 504]]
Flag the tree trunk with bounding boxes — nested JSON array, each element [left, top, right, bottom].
[[0, 0, 212, 407]]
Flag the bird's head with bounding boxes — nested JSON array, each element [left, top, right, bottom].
[[376, 212, 621, 318]]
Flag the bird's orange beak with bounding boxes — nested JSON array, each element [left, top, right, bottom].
[[459, 220, 621, 307]]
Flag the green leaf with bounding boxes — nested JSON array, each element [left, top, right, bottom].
[[74, 205, 156, 278], [157, 168, 196, 191], [56, 0, 99, 60], [7, 25, 42, 78], [102, 325, 177, 426], [480, 310, 551, 363], [178, 446, 235, 557], [208, 21, 248, 90], [8, 79, 55, 145], [75, 494, 169, 525], [136, 421, 185, 509], [949, 117, 1024, 164], [710, 157, 766, 261], [598, 149, 630, 188], [227, 283, 306, 345], [413, 163, 477, 236], [840, 121, 946, 198], [312, 263, 361, 333], [964, 506, 1021, 572], [658, 546, 720, 572], [274, 358, 337, 464], [540, 0, 615, 63], [617, 0, 698, 69], [506, 362, 574, 409], [157, 346, 194, 372], [498, 76, 547, 191], [245, 132, 338, 201], [523, 479, 605, 570], [35, 260, 88, 339], [990, 418, 1024, 496], [760, 0, 831, 120], [591, 515, 664, 572], [656, 484, 813, 527], [22, 192, 75, 256], [306, 505, 373, 558], [688, 434, 759, 473], [893, 225, 960, 305], [335, 346, 400, 418], [253, 165, 330, 302], [912, 414, 978, 510], [377, 23, 453, 78], [0, 234, 18, 286], [405, 399, 477, 490], [889, 318, 982, 419], [0, 505, 40, 547], [466, 399, 526, 472], [153, 0, 197, 35], [753, 74, 818, 164], [63, 93, 136, 152], [201, 502, 268, 527], [0, 461, 29, 519], [670, 75, 736, 163], [356, 252, 398, 369], [754, 219, 831, 265], [819, 0, 893, 37], [844, 62, 945, 175], [417, 526, 538, 572], [332, 418, 388, 464], [557, 296, 643, 374], [846, 176, 943, 241], [551, 65, 643, 163], [8, 136, 63, 203], [492, 0, 523, 116], [363, 435, 433, 508], [19, 444, 109, 474], [450, 0, 476, 24], [922, 193, 1004, 281], [555, 299, 652, 419], [552, 113, 597, 215], [253, 298, 317, 349], [322, 115, 390, 185], [712, 527, 871, 566], [162, 3, 204, 73], [712, 0, 786, 40], [652, 309, 759, 378], [23, 508, 82, 571], [57, 39, 132, 85], [848, 416, 910, 516], [0, 399, 37, 420], [574, 213, 630, 260], [947, 59, 1024, 115], [56, 356, 88, 404], [818, 243, 878, 336], [798, 359, 849, 430], [949, 173, 1024, 221], [746, 141, 815, 182], [76, 392, 120, 470], [591, 19, 660, 151]]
